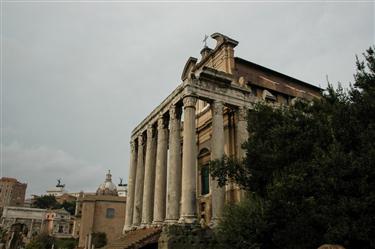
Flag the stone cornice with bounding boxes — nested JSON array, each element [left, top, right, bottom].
[[131, 84, 184, 139], [131, 67, 256, 139]]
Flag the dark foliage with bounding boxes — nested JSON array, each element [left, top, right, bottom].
[[26, 233, 56, 249], [210, 47, 375, 249], [92, 232, 107, 248], [60, 200, 76, 215], [32, 196, 76, 215], [32, 195, 60, 209], [55, 238, 78, 249]]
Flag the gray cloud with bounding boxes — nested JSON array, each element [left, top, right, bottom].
[[2, 2, 374, 196], [3, 142, 103, 196]]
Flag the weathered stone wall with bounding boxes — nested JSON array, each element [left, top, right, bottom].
[[158, 225, 216, 249]]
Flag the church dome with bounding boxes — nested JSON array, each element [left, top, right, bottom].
[[96, 170, 118, 196]]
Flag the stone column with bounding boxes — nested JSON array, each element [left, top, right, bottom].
[[141, 125, 157, 226], [235, 106, 248, 201], [87, 233, 92, 249], [132, 135, 145, 226], [123, 140, 137, 232], [84, 234, 88, 249], [153, 116, 168, 224], [210, 101, 225, 226], [28, 219, 34, 238], [165, 105, 182, 223], [179, 96, 198, 223]]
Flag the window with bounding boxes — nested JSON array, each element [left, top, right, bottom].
[[106, 208, 115, 218], [250, 85, 258, 96], [201, 166, 210, 195]]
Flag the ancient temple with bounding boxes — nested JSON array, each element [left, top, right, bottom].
[[123, 33, 321, 234]]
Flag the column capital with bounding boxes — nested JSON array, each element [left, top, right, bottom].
[[130, 140, 135, 151], [211, 100, 224, 116], [170, 105, 177, 119], [157, 116, 166, 130], [138, 135, 144, 145], [146, 124, 153, 138], [183, 96, 197, 108], [170, 105, 182, 120]]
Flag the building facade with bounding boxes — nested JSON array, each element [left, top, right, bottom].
[[123, 33, 321, 232], [0, 178, 27, 213], [46, 179, 66, 197], [1, 206, 46, 240], [45, 209, 73, 238], [74, 171, 126, 249]]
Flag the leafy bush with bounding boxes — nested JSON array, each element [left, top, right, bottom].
[[211, 47, 375, 249]]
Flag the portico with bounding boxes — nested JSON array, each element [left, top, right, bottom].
[[123, 33, 321, 232]]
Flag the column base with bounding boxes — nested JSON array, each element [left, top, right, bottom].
[[178, 215, 198, 224], [164, 219, 179, 224], [140, 223, 152, 228], [152, 220, 165, 226], [123, 225, 132, 233]]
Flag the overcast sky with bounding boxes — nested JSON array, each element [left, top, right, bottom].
[[2, 1, 374, 197]]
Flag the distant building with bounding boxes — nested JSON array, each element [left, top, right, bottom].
[[0, 177, 27, 213], [45, 209, 73, 238], [1, 206, 46, 240], [117, 179, 128, 197], [56, 193, 77, 205], [1, 206, 74, 244], [46, 179, 66, 197], [23, 198, 32, 208], [73, 171, 126, 249], [44, 180, 78, 204]]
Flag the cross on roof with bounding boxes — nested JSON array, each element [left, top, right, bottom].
[[203, 34, 208, 48]]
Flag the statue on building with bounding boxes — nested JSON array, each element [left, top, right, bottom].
[[56, 178, 65, 188]]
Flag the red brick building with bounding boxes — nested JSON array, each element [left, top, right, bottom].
[[0, 177, 27, 213]]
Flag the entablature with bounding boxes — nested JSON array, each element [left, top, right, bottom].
[[131, 67, 255, 140]]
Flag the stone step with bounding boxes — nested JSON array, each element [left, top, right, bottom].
[[101, 227, 162, 249]]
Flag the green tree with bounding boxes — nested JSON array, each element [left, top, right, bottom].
[[210, 47, 375, 249], [32, 196, 76, 215], [32, 195, 60, 209], [60, 200, 76, 215], [26, 233, 56, 249], [55, 238, 78, 249]]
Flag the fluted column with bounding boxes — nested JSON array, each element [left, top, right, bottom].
[[123, 140, 137, 232], [141, 125, 157, 226], [153, 116, 168, 224], [210, 101, 225, 226], [132, 135, 144, 226], [179, 96, 198, 223], [165, 105, 182, 223]]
